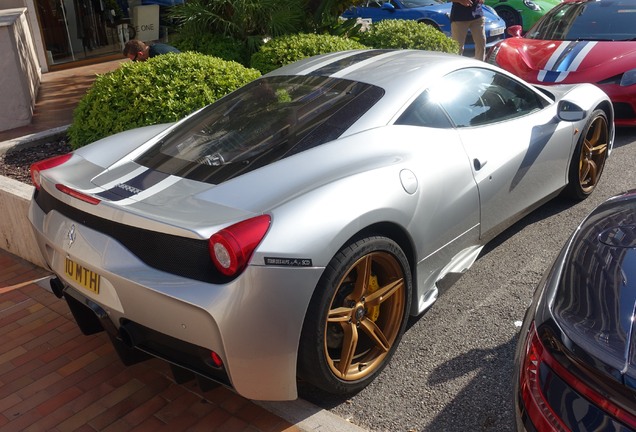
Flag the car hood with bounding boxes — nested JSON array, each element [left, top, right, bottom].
[[494, 38, 636, 83], [550, 191, 636, 386]]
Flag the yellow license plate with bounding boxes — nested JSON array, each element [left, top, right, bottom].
[[64, 257, 101, 294]]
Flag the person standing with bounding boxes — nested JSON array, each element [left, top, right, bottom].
[[123, 39, 180, 62], [450, 0, 487, 61]]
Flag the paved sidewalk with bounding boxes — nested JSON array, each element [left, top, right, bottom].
[[0, 59, 126, 143], [0, 248, 302, 432]]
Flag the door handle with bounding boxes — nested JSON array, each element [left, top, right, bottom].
[[473, 158, 487, 171]]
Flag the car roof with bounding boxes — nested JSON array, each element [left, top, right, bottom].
[[267, 49, 483, 94], [268, 49, 549, 134]]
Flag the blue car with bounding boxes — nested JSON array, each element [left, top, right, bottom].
[[342, 0, 506, 51]]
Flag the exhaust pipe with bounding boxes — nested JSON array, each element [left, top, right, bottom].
[[118, 322, 145, 348], [112, 321, 152, 365], [49, 277, 65, 298]]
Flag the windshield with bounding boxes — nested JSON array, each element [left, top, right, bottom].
[[136, 75, 384, 184], [526, 0, 636, 41]]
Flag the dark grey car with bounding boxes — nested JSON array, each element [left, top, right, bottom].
[[514, 190, 636, 431]]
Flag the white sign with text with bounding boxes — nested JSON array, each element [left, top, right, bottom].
[[133, 5, 159, 42]]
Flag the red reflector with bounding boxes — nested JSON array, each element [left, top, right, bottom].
[[520, 323, 636, 431], [30, 153, 72, 189], [209, 215, 271, 277], [55, 184, 101, 205], [210, 351, 223, 368]]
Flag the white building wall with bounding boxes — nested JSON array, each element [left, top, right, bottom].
[[0, 8, 41, 132]]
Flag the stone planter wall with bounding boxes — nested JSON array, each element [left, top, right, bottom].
[[0, 174, 46, 267]]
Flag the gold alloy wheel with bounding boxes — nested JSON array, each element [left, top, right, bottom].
[[324, 251, 406, 381], [579, 115, 609, 194]]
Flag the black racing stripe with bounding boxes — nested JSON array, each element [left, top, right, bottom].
[[96, 189, 128, 201], [33, 186, 228, 284], [96, 168, 171, 201], [127, 168, 170, 190], [308, 50, 393, 77]]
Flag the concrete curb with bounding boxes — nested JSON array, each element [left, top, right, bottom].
[[257, 399, 367, 432], [0, 128, 368, 432], [0, 174, 45, 267], [0, 124, 69, 156]]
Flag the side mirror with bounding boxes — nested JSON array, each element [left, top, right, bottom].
[[557, 100, 586, 122], [381, 2, 396, 11], [507, 25, 523, 37]]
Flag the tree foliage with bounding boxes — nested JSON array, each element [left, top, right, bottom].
[[169, 0, 307, 53]]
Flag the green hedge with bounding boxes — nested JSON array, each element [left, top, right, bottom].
[[68, 52, 261, 149], [250, 33, 367, 74], [359, 19, 460, 53], [172, 33, 249, 66]]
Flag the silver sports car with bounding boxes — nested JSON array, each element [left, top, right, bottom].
[[28, 49, 614, 401]]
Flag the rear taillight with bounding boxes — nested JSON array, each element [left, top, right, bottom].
[[30, 154, 72, 189], [520, 323, 569, 432], [520, 323, 636, 431], [209, 215, 271, 277]]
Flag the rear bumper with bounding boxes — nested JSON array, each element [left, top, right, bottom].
[[58, 281, 232, 388], [29, 196, 324, 401]]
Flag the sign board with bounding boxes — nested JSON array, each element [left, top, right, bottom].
[[132, 5, 159, 42]]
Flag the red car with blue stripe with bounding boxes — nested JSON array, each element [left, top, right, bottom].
[[487, 0, 636, 127]]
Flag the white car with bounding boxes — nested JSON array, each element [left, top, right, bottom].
[[29, 49, 613, 400]]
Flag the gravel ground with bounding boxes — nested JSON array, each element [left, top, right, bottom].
[[0, 137, 72, 184]]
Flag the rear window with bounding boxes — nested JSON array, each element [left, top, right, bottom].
[[136, 75, 384, 184], [552, 202, 636, 373]]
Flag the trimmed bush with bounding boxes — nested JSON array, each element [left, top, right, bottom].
[[68, 52, 261, 149], [250, 33, 367, 74], [172, 33, 249, 66], [359, 19, 460, 54]]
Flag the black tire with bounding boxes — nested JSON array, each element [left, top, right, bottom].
[[298, 236, 412, 395], [563, 109, 609, 201], [495, 6, 522, 28]]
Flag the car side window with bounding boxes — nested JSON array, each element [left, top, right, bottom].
[[395, 90, 453, 128], [427, 68, 547, 127]]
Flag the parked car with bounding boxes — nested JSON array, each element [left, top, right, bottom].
[[341, 0, 506, 51], [514, 190, 636, 431], [484, 0, 560, 30], [486, 0, 636, 127], [29, 49, 614, 401]]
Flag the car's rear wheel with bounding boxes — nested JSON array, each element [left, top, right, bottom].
[[298, 236, 411, 395], [495, 6, 521, 28], [564, 109, 609, 200]]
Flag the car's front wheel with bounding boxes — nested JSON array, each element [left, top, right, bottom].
[[564, 109, 609, 200], [298, 236, 412, 395]]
